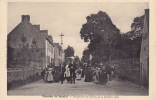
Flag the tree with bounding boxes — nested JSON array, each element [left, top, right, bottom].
[[64, 45, 74, 59], [121, 15, 144, 59], [131, 15, 144, 31], [127, 15, 144, 39], [80, 11, 121, 63], [81, 49, 90, 63], [74, 56, 80, 64], [120, 32, 142, 59]]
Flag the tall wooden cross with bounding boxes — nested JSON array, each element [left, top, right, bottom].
[[59, 33, 64, 45]]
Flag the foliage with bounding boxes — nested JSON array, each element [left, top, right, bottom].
[[80, 11, 121, 63], [81, 49, 90, 63], [121, 15, 144, 59], [120, 34, 142, 59], [74, 56, 80, 64], [127, 15, 144, 39], [103, 58, 140, 84], [64, 45, 75, 59], [80, 11, 144, 64]]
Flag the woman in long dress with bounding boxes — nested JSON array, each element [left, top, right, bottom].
[[46, 68, 54, 83], [84, 66, 92, 82], [99, 66, 108, 85], [94, 67, 100, 84]]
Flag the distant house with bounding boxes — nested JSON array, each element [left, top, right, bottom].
[[53, 43, 65, 66], [140, 9, 149, 88], [7, 15, 55, 69], [54, 43, 61, 66], [45, 35, 55, 67]]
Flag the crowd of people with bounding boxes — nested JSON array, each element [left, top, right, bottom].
[[82, 63, 116, 85], [41, 61, 78, 84], [41, 61, 116, 85]]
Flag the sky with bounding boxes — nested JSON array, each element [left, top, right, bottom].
[[7, 2, 149, 58]]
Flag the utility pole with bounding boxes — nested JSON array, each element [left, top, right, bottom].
[[59, 33, 64, 64]]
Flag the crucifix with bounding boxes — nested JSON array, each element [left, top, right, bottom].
[[59, 33, 64, 64], [59, 33, 64, 46]]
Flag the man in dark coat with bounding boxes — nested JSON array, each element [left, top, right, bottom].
[[69, 62, 76, 84], [81, 63, 87, 78], [84, 64, 92, 82], [41, 69, 45, 81], [106, 66, 112, 81], [60, 65, 66, 84], [99, 69, 108, 85], [53, 66, 60, 82]]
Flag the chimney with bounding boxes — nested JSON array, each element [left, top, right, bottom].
[[145, 9, 149, 14], [33, 25, 40, 30], [40, 30, 48, 37], [22, 15, 30, 23]]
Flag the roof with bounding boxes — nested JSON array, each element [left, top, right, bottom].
[[46, 35, 55, 47], [54, 43, 62, 51], [8, 15, 43, 39], [8, 22, 43, 43], [8, 15, 57, 49]]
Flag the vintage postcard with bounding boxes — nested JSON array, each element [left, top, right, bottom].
[[0, 0, 156, 100]]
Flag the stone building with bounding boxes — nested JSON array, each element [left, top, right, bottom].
[[54, 43, 63, 66], [45, 35, 55, 67], [140, 9, 149, 88], [7, 15, 55, 69]]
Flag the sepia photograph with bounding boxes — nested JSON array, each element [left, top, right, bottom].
[[3, 1, 152, 97]]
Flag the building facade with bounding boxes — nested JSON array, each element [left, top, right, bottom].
[[45, 35, 55, 67], [7, 15, 55, 69], [140, 9, 149, 88]]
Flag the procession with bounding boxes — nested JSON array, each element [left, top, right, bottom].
[[41, 57, 115, 85]]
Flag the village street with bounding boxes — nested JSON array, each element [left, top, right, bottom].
[[6, 3, 150, 98], [8, 78, 148, 96]]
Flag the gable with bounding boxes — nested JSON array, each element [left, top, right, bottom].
[[8, 22, 45, 49]]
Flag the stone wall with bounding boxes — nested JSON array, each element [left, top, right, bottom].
[[7, 67, 42, 90]]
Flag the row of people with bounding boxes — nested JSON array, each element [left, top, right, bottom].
[[41, 62, 80, 84], [83, 63, 116, 85], [60, 62, 76, 84], [60, 62, 81, 84], [41, 62, 115, 85]]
